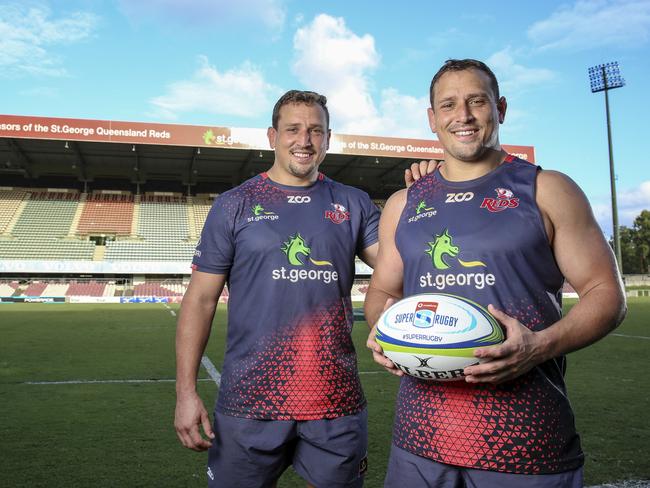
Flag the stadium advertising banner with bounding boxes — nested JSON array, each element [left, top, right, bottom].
[[0, 114, 535, 162], [1, 296, 66, 303], [0, 259, 374, 275], [0, 259, 191, 275]]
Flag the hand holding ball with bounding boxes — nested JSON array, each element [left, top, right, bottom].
[[375, 293, 504, 381]]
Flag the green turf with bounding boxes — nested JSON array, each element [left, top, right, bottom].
[[1, 299, 648, 486]]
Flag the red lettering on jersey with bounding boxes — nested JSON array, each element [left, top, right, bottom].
[[480, 197, 519, 213], [325, 210, 351, 224]]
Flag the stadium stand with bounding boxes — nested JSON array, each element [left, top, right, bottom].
[[42, 282, 70, 296], [133, 281, 187, 297], [0, 188, 28, 234], [65, 280, 108, 297], [0, 280, 20, 296], [77, 193, 134, 236], [351, 280, 370, 298], [190, 195, 215, 237], [372, 199, 387, 211], [0, 190, 95, 260], [21, 281, 48, 296], [104, 194, 196, 261]]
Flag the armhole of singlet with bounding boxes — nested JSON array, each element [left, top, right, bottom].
[[532, 166, 554, 246]]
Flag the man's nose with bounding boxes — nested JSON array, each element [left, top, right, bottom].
[[297, 129, 311, 146], [455, 103, 474, 123]]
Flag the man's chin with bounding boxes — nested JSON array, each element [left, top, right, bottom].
[[289, 165, 317, 179]]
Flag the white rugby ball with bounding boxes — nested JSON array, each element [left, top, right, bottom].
[[375, 293, 504, 381]]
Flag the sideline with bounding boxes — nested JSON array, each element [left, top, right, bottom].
[[610, 333, 650, 340], [24, 378, 213, 385]]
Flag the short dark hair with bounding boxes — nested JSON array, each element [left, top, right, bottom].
[[429, 59, 500, 108], [271, 90, 330, 129]]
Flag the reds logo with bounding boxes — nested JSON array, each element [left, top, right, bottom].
[[325, 203, 351, 224], [480, 187, 519, 213]]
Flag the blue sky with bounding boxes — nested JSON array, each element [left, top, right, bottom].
[[1, 0, 648, 236]]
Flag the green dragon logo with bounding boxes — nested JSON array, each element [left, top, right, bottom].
[[252, 204, 274, 216], [416, 200, 435, 215], [425, 229, 486, 270], [202, 129, 216, 145], [281, 233, 332, 266]]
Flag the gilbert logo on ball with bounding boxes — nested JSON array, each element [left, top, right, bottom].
[[375, 293, 504, 381]]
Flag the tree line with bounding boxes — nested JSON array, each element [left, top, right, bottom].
[[617, 210, 650, 274]]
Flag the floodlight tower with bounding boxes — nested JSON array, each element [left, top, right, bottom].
[[588, 61, 625, 273]]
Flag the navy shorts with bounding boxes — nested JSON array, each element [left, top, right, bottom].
[[207, 410, 368, 488], [385, 444, 583, 488]]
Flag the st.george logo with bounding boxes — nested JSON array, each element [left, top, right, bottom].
[[480, 187, 519, 213], [273, 233, 338, 284], [408, 200, 437, 223], [416, 200, 435, 214], [325, 203, 350, 224], [252, 204, 274, 216], [247, 203, 278, 222], [419, 230, 496, 290], [425, 229, 486, 269], [280, 233, 331, 266]]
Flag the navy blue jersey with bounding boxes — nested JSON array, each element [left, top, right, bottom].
[[393, 156, 583, 474], [193, 173, 379, 420]]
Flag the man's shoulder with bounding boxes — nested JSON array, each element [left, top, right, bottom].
[[536, 168, 577, 190], [215, 175, 262, 202], [323, 176, 372, 201], [536, 169, 590, 220]]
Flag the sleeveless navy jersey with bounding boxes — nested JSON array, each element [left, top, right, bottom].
[[393, 155, 583, 474], [193, 173, 379, 420]]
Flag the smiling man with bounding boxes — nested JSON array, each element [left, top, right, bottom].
[[175, 90, 377, 488], [365, 59, 626, 487], [174, 90, 434, 488]]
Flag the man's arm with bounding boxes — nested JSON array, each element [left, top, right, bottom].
[[175, 270, 226, 451], [364, 189, 408, 375], [465, 170, 626, 383]]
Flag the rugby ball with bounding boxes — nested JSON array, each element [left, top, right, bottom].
[[375, 293, 504, 381]]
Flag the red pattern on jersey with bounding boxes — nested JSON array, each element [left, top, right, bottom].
[[219, 300, 365, 420]]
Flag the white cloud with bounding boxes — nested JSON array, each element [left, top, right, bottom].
[[487, 48, 556, 96], [118, 0, 285, 31], [0, 5, 97, 77], [292, 14, 379, 131], [149, 56, 282, 120], [292, 14, 429, 139], [376, 89, 431, 139], [528, 0, 650, 51], [592, 180, 650, 235]]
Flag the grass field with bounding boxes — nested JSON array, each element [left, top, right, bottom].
[[1, 299, 649, 487]]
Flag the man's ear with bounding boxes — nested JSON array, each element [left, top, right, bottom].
[[427, 107, 437, 134], [497, 97, 507, 124], [267, 127, 277, 149]]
